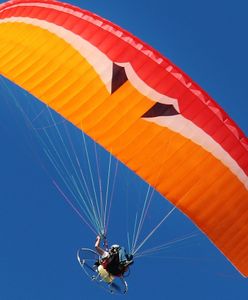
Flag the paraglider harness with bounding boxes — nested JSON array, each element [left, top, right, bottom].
[[77, 236, 133, 294], [97, 240, 134, 277]]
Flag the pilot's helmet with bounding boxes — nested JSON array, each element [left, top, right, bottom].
[[110, 244, 120, 254]]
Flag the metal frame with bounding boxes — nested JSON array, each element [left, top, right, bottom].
[[77, 248, 128, 294]]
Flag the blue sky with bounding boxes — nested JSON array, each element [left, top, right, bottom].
[[0, 0, 248, 299]]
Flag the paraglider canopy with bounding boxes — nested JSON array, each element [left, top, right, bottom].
[[0, 0, 247, 277]]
